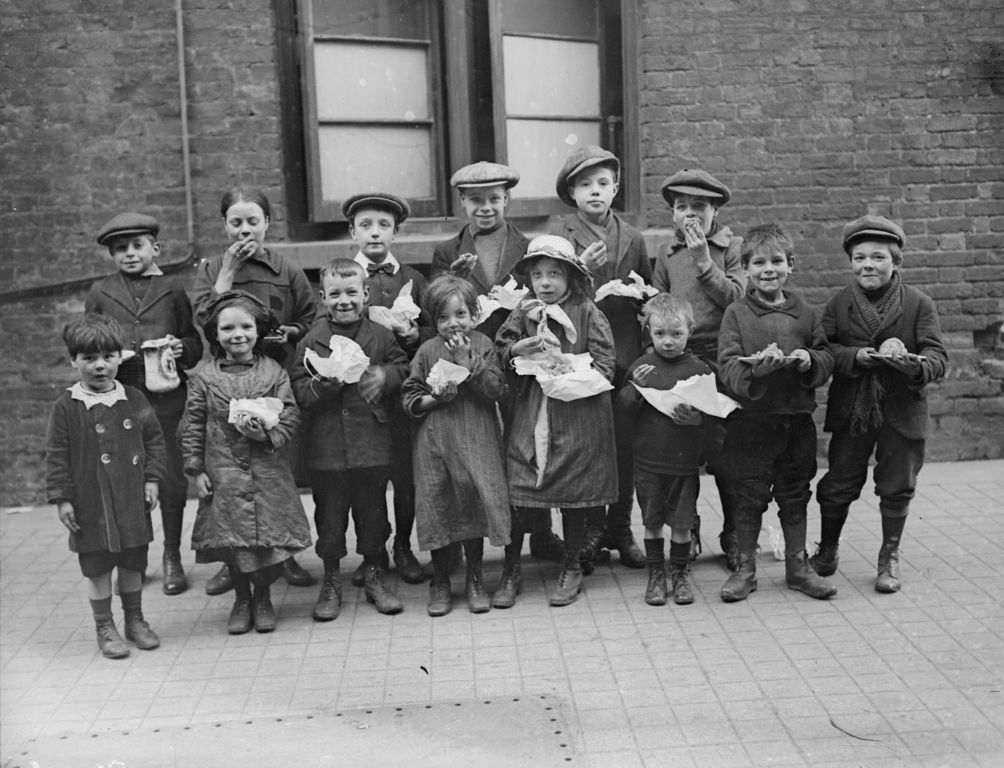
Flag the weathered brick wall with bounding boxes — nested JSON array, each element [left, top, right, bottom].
[[639, 0, 1004, 461]]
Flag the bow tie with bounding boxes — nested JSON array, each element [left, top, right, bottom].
[[367, 262, 395, 276]]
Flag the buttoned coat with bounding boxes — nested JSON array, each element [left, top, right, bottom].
[[430, 222, 530, 295]]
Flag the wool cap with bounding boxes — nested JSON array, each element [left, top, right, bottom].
[[841, 214, 905, 253], [341, 192, 411, 225], [96, 212, 160, 246], [660, 169, 731, 206], [555, 145, 620, 207], [450, 161, 520, 190], [515, 235, 590, 277]]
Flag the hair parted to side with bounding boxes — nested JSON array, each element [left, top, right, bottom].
[[320, 258, 366, 283], [220, 186, 272, 219], [423, 275, 478, 322], [62, 314, 124, 357], [640, 293, 695, 331], [740, 222, 794, 268]]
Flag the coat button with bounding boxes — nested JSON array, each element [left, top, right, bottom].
[[100, 453, 111, 464], [239, 462, 249, 471], [123, 419, 133, 429], [132, 455, 140, 465], [95, 423, 106, 434], [245, 492, 254, 501], [342, 409, 349, 416]]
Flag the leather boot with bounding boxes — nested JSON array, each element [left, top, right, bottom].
[[529, 528, 565, 563], [465, 560, 490, 614], [121, 592, 160, 650], [394, 537, 427, 584], [206, 563, 233, 595], [720, 513, 760, 602], [579, 525, 605, 576], [549, 559, 583, 607], [352, 550, 389, 587], [312, 563, 342, 622], [809, 542, 840, 577], [283, 557, 315, 587], [644, 539, 667, 606], [95, 617, 130, 659], [600, 526, 646, 569], [670, 561, 695, 605], [364, 564, 403, 615], [689, 515, 703, 562], [252, 581, 277, 633], [876, 543, 901, 593], [227, 571, 253, 634], [786, 551, 837, 599], [491, 555, 522, 610], [162, 547, 188, 595], [427, 580, 452, 617], [810, 505, 847, 576], [719, 529, 740, 573]]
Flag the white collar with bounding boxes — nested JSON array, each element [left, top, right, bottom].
[[142, 263, 164, 276], [69, 380, 128, 409], [353, 252, 400, 275]]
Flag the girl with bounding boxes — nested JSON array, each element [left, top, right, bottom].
[[179, 291, 312, 634], [495, 235, 618, 608], [401, 276, 510, 617]]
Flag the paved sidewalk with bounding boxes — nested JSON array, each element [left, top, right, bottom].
[[2, 461, 1002, 767]]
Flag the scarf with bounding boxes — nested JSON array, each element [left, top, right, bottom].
[[848, 270, 903, 434]]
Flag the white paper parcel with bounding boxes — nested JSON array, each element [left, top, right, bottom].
[[513, 351, 613, 402], [476, 277, 529, 325], [594, 270, 659, 302], [228, 396, 284, 430], [304, 335, 370, 384], [632, 372, 740, 419], [427, 358, 471, 396], [368, 279, 421, 334]]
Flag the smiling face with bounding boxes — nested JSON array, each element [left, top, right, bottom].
[[320, 271, 368, 325], [435, 293, 474, 339], [648, 314, 691, 361], [671, 194, 716, 236], [528, 256, 569, 305], [107, 234, 160, 276], [849, 239, 896, 291], [71, 350, 122, 394], [349, 206, 397, 263], [224, 201, 269, 255], [460, 185, 508, 232], [569, 166, 618, 221], [745, 246, 791, 304], [215, 306, 258, 362]]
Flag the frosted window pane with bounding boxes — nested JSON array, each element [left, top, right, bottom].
[[503, 37, 599, 117], [506, 120, 601, 199], [319, 126, 433, 201], [315, 42, 429, 121]]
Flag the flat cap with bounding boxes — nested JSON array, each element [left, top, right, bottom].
[[96, 212, 160, 246], [450, 161, 520, 190], [515, 234, 590, 277], [341, 192, 411, 224], [660, 169, 731, 206], [555, 145, 620, 207], [841, 214, 905, 253]]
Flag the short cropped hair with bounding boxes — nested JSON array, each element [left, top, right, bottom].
[[740, 223, 794, 268], [640, 293, 694, 331], [320, 258, 366, 284], [423, 275, 478, 322], [62, 314, 124, 357], [220, 186, 272, 220]]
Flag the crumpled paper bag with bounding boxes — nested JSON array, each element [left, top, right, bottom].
[[427, 358, 470, 396], [632, 372, 740, 419], [369, 279, 422, 334], [228, 396, 283, 430], [304, 335, 370, 384], [476, 277, 529, 324], [514, 351, 613, 402], [594, 270, 659, 302]]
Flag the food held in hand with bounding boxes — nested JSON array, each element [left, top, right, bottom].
[[878, 337, 907, 356]]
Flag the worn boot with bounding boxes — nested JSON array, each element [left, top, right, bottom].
[[669, 541, 694, 605], [550, 558, 583, 607], [579, 525, 605, 576], [283, 556, 315, 587], [205, 563, 233, 595], [492, 543, 523, 609], [719, 528, 740, 573], [121, 591, 160, 650], [252, 580, 277, 633], [810, 505, 848, 577], [464, 543, 490, 614], [162, 547, 188, 595], [809, 542, 840, 577], [876, 543, 902, 593], [786, 551, 837, 599], [313, 562, 342, 622], [364, 564, 404, 615], [529, 526, 565, 563], [95, 617, 130, 659], [689, 514, 703, 562], [600, 526, 646, 569], [227, 570, 253, 634], [427, 580, 452, 617], [644, 538, 667, 606], [352, 549, 389, 587], [720, 513, 760, 602], [394, 537, 426, 584]]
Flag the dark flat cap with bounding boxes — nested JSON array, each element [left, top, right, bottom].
[[660, 169, 731, 206], [555, 146, 621, 207], [96, 212, 160, 246], [450, 161, 520, 190], [841, 215, 905, 253], [514, 234, 590, 277], [341, 192, 411, 224]]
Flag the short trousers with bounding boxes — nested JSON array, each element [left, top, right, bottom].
[[78, 545, 149, 578], [635, 470, 699, 531]]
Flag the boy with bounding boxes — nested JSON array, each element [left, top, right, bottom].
[[87, 213, 203, 595], [46, 314, 167, 658], [618, 294, 716, 606], [811, 215, 948, 592], [553, 145, 652, 571], [653, 169, 746, 567], [715, 224, 836, 603], [343, 192, 428, 586], [290, 258, 411, 617]]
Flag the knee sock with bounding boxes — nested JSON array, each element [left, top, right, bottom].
[[505, 530, 525, 568], [881, 515, 907, 548], [463, 538, 484, 570], [644, 538, 665, 567], [819, 506, 849, 547], [119, 590, 143, 617], [90, 596, 113, 623], [669, 541, 690, 569], [430, 548, 452, 584], [561, 510, 587, 567], [160, 504, 184, 552]]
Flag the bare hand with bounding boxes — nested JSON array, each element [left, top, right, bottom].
[[359, 365, 387, 404], [235, 416, 268, 441], [790, 348, 812, 373], [57, 501, 79, 533], [444, 332, 473, 367], [671, 404, 702, 426], [512, 336, 552, 356], [164, 334, 183, 358], [195, 472, 213, 499], [855, 347, 880, 369], [683, 220, 712, 269], [396, 322, 420, 348], [449, 253, 478, 276], [881, 352, 922, 376], [581, 241, 608, 271], [751, 345, 788, 377], [632, 363, 656, 386], [432, 381, 459, 402], [144, 481, 160, 511]]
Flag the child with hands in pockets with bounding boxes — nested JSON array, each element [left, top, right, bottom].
[[401, 276, 510, 617]]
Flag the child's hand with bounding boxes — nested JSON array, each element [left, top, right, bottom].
[[682, 220, 712, 269], [57, 501, 79, 533], [144, 481, 160, 512], [512, 336, 553, 356], [194, 472, 213, 499], [449, 252, 478, 276], [235, 416, 268, 441], [632, 363, 656, 386], [751, 346, 787, 377], [855, 347, 880, 369], [581, 241, 608, 271], [396, 321, 420, 348], [882, 353, 922, 376], [671, 404, 702, 426], [164, 334, 183, 358], [359, 365, 387, 405], [790, 348, 812, 372], [432, 381, 459, 402], [444, 332, 472, 366]]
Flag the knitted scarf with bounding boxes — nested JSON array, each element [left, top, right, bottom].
[[849, 270, 903, 434]]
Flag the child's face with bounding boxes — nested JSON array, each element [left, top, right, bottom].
[[745, 247, 791, 303], [569, 166, 618, 219], [216, 306, 258, 362], [460, 185, 508, 232], [649, 315, 691, 361], [528, 257, 569, 305], [849, 240, 896, 291], [436, 293, 474, 339], [350, 206, 397, 262], [320, 272, 368, 325], [71, 350, 122, 394], [224, 201, 269, 253], [671, 194, 716, 235], [107, 234, 160, 276]]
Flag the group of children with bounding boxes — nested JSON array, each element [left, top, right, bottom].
[[46, 148, 948, 659]]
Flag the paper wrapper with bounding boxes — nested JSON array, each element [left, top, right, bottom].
[[228, 396, 284, 430], [476, 277, 528, 325], [368, 279, 421, 334], [427, 358, 471, 396], [514, 351, 614, 402], [304, 336, 370, 384], [632, 372, 741, 419], [594, 270, 659, 302]]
